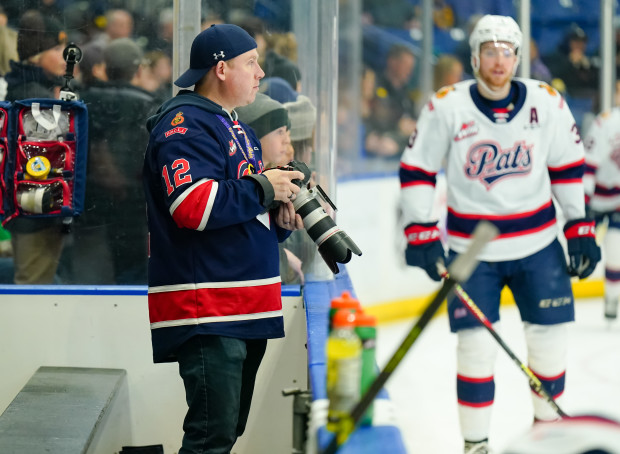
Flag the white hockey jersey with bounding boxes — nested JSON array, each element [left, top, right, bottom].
[[400, 79, 586, 261], [583, 108, 620, 213]]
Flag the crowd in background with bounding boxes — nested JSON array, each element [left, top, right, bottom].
[[0, 0, 613, 285]]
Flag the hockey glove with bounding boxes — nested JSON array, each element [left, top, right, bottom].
[[404, 222, 445, 281], [563, 218, 601, 279]]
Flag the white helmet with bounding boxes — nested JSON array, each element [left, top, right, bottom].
[[469, 15, 522, 74]]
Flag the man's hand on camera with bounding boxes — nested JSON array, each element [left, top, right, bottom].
[[263, 169, 305, 203], [275, 202, 304, 230]]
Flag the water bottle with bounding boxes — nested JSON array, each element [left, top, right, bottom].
[[326, 309, 362, 434], [328, 291, 361, 334], [355, 312, 377, 426]]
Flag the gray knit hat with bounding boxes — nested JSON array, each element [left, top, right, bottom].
[[284, 95, 316, 141], [236, 92, 289, 139]]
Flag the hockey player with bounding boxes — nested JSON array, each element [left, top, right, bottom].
[[583, 109, 620, 320], [399, 15, 601, 454]]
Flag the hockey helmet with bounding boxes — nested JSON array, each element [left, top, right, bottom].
[[469, 15, 522, 74]]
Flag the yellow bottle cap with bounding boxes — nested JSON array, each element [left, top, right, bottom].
[[26, 156, 51, 180]]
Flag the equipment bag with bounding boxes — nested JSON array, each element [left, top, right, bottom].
[[1, 98, 88, 226], [0, 101, 10, 217]]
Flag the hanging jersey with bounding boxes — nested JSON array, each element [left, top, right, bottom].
[[583, 108, 620, 213], [400, 79, 586, 261]]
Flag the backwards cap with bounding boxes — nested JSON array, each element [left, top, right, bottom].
[[469, 15, 522, 75], [174, 23, 257, 88]]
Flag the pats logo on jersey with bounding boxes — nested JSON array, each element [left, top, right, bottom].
[[465, 140, 533, 189], [454, 121, 479, 141]]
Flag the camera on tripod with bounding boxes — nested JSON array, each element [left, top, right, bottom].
[[283, 160, 362, 274]]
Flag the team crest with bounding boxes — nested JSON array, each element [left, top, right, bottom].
[[171, 112, 185, 126], [229, 140, 237, 156], [436, 85, 455, 99], [464, 140, 533, 189]]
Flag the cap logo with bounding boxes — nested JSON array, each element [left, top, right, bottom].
[[213, 51, 225, 60]]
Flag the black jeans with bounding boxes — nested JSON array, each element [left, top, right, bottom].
[[177, 335, 267, 454]]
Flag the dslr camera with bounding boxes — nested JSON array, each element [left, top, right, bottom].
[[283, 160, 362, 274]]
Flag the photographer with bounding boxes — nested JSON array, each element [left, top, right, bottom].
[[142, 24, 305, 454]]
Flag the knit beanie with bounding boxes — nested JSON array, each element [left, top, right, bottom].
[[260, 77, 299, 104], [284, 95, 316, 141], [104, 38, 143, 82], [236, 92, 289, 139], [17, 10, 66, 61]]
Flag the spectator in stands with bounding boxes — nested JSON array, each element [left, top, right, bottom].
[[529, 38, 552, 84], [145, 7, 173, 56], [90, 8, 134, 47], [3, 9, 68, 284], [0, 6, 18, 76], [0, 6, 18, 100], [239, 16, 302, 92], [364, 43, 417, 159], [76, 42, 107, 88], [62, 38, 157, 284], [433, 54, 464, 91], [259, 76, 299, 103], [544, 25, 599, 100], [362, 0, 417, 29], [237, 92, 291, 169], [281, 94, 318, 284], [138, 50, 173, 104]]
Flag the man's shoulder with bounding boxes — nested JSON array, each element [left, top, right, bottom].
[[427, 80, 474, 110]]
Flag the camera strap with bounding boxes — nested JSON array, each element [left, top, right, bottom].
[[217, 115, 258, 174]]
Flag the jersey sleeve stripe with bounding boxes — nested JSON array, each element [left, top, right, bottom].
[[399, 165, 437, 187], [548, 159, 585, 184], [170, 178, 218, 231], [594, 184, 620, 197]]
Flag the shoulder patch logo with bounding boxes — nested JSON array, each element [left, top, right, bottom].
[[164, 127, 188, 138], [538, 83, 557, 97], [229, 140, 237, 156], [171, 112, 185, 126], [436, 85, 455, 99]]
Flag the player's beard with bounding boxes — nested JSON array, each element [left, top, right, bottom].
[[477, 67, 512, 100]]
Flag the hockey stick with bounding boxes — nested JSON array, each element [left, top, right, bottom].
[[438, 264, 569, 419], [321, 221, 499, 454]]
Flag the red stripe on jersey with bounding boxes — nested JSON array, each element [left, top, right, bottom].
[[400, 163, 437, 176], [550, 178, 582, 185], [148, 282, 282, 323], [448, 219, 556, 239], [457, 399, 493, 408], [548, 158, 585, 172], [401, 180, 435, 188], [172, 180, 214, 229], [448, 200, 553, 221]]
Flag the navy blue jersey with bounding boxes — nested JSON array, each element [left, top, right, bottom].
[[143, 91, 287, 363]]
